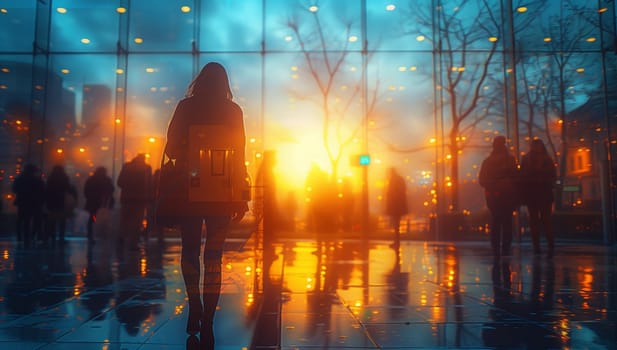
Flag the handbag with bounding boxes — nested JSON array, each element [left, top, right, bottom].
[[155, 127, 252, 224]]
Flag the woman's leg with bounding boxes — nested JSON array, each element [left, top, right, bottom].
[[180, 217, 203, 334], [202, 217, 229, 318], [201, 216, 230, 346]]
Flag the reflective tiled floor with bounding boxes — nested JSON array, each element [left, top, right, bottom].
[[0, 232, 616, 349]]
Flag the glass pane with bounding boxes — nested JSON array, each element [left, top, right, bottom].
[[200, 0, 263, 51], [129, 0, 195, 52], [371, 1, 433, 51], [519, 1, 607, 54], [0, 55, 35, 179], [436, 0, 504, 51], [263, 52, 364, 225], [50, 0, 120, 52], [126, 54, 193, 167], [0, 1, 36, 52], [557, 2, 602, 53], [514, 1, 558, 51], [516, 53, 562, 148], [48, 54, 117, 172], [263, 52, 365, 200], [368, 52, 437, 216], [368, 53, 435, 157], [265, 0, 363, 52], [0, 55, 34, 113]]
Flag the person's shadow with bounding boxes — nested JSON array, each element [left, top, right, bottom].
[[482, 258, 517, 348], [82, 241, 114, 320], [482, 257, 560, 349], [385, 245, 409, 320], [114, 241, 166, 337]]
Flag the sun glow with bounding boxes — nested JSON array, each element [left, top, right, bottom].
[[271, 133, 332, 189], [263, 121, 360, 197]]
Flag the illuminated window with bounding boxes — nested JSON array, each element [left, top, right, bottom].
[[569, 148, 592, 174]]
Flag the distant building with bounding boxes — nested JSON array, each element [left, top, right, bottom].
[[564, 86, 617, 210], [0, 60, 76, 173], [82, 84, 111, 130], [81, 84, 114, 170]]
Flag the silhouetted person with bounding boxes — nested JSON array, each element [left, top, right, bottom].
[[386, 244, 409, 320], [255, 150, 278, 243], [165, 62, 249, 348], [339, 178, 354, 232], [305, 163, 335, 234], [483, 257, 561, 348], [44, 165, 77, 245], [520, 139, 556, 257], [12, 163, 45, 247], [385, 167, 408, 248], [147, 168, 162, 243], [479, 136, 518, 259], [283, 190, 298, 232], [84, 167, 115, 244], [482, 258, 515, 347], [117, 153, 153, 251]]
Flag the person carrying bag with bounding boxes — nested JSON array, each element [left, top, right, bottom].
[[155, 62, 250, 348]]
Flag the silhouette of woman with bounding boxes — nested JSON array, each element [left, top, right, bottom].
[[45, 165, 77, 244], [165, 62, 249, 348], [520, 139, 556, 257], [385, 167, 408, 248], [12, 163, 45, 247], [83, 166, 114, 244]]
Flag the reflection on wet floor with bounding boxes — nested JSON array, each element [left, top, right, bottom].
[[0, 235, 615, 349]]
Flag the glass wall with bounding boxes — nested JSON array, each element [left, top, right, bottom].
[[1, 0, 615, 241]]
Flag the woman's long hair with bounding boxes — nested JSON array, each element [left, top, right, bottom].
[[527, 139, 552, 170], [529, 138, 548, 156], [185, 62, 233, 100]]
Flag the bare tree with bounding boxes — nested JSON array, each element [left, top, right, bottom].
[[568, 0, 617, 50], [285, 4, 379, 180], [514, 3, 599, 210], [401, 0, 502, 212]]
